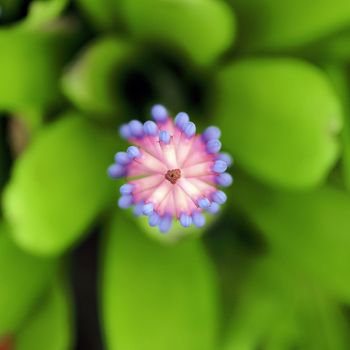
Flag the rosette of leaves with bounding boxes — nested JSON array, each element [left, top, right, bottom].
[[1, 0, 350, 349]]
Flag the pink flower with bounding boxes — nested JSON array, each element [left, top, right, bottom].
[[108, 105, 233, 233]]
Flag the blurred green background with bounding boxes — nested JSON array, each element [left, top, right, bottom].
[[1, 0, 350, 349]]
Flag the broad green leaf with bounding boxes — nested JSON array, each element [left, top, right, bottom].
[[231, 0, 350, 51], [214, 58, 343, 189], [15, 276, 73, 350], [75, 0, 119, 31], [324, 64, 350, 192], [119, 0, 235, 66], [0, 0, 68, 27], [22, 0, 69, 29], [101, 214, 218, 350], [0, 224, 56, 336], [62, 37, 134, 118], [305, 30, 350, 63], [0, 120, 9, 191], [223, 257, 349, 350], [3, 112, 118, 256], [0, 22, 80, 117], [234, 175, 350, 303]]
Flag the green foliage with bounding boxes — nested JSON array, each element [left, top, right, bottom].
[[1, 0, 350, 348], [119, 0, 236, 66], [15, 276, 73, 350], [62, 37, 135, 118], [0, 224, 56, 336], [234, 175, 350, 303], [101, 214, 218, 350], [0, 6, 79, 118], [3, 112, 118, 255], [223, 257, 350, 350], [214, 58, 343, 189], [231, 0, 350, 51]]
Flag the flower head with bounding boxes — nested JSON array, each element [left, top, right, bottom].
[[108, 105, 233, 233]]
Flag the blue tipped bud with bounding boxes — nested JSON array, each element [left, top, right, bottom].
[[129, 120, 144, 138], [159, 215, 172, 233], [118, 195, 133, 209], [213, 160, 227, 173], [183, 122, 196, 138], [127, 146, 141, 159], [180, 214, 192, 227], [115, 152, 130, 165], [207, 202, 220, 214], [192, 212, 206, 228], [216, 173, 233, 187], [206, 139, 222, 154], [174, 112, 189, 128], [149, 213, 161, 227], [159, 130, 171, 144], [151, 104, 168, 122], [212, 190, 227, 205], [119, 124, 132, 139], [120, 183, 134, 195], [217, 152, 233, 167], [198, 197, 210, 209], [142, 203, 154, 216], [108, 164, 125, 178], [143, 121, 158, 136], [203, 126, 221, 141], [133, 201, 145, 216]]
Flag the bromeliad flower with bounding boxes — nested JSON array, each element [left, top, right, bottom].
[[108, 105, 233, 233]]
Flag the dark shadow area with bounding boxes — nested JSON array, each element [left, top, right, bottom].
[[71, 230, 104, 350]]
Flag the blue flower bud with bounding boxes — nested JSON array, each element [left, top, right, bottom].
[[127, 146, 141, 159], [192, 212, 206, 227], [151, 104, 168, 122], [159, 130, 171, 144], [180, 214, 192, 227], [206, 139, 222, 154], [216, 173, 233, 187], [174, 112, 189, 128], [212, 160, 227, 173]]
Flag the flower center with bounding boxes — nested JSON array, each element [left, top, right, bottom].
[[165, 169, 181, 184]]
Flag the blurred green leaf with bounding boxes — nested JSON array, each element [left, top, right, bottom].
[[3, 112, 118, 256], [0, 0, 68, 27], [214, 58, 343, 189], [101, 214, 218, 350], [22, 0, 69, 29], [223, 257, 349, 350], [119, 0, 235, 66], [0, 224, 56, 336], [75, 0, 119, 31], [0, 21, 80, 118], [62, 37, 134, 119], [15, 275, 73, 350], [231, 0, 350, 51], [234, 175, 350, 303]]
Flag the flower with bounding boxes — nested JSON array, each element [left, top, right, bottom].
[[108, 105, 233, 233]]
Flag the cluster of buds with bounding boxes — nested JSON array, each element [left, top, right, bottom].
[[108, 105, 233, 233]]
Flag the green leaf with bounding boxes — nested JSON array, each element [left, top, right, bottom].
[[0, 20, 80, 117], [61, 37, 135, 119], [101, 214, 218, 350], [231, 0, 350, 51], [75, 0, 119, 31], [22, 0, 69, 29], [119, 0, 235, 66], [15, 276, 73, 350], [3, 112, 118, 256], [223, 257, 349, 350], [234, 175, 350, 303], [214, 58, 343, 189], [0, 224, 56, 336]]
